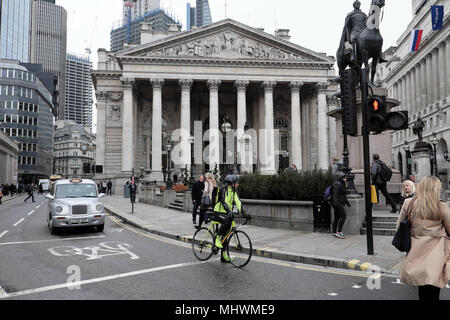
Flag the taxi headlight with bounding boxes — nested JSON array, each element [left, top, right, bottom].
[[55, 206, 63, 213], [96, 204, 104, 212]]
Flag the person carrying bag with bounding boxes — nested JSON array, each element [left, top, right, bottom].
[[394, 176, 450, 301]]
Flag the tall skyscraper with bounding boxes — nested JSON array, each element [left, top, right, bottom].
[[0, 0, 32, 62], [29, 0, 67, 120], [196, 0, 212, 27], [186, 2, 196, 30], [65, 53, 93, 132], [122, 0, 160, 23]]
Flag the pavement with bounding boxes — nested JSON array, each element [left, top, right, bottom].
[[102, 195, 405, 276]]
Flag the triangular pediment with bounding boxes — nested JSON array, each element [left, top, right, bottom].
[[116, 19, 334, 65]]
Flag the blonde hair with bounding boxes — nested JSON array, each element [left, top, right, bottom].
[[413, 176, 442, 221], [401, 180, 415, 198], [204, 172, 217, 187]]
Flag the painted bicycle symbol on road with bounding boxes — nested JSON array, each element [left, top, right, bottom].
[[48, 242, 140, 260]]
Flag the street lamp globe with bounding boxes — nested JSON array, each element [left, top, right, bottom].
[[221, 121, 232, 133], [430, 132, 439, 147]]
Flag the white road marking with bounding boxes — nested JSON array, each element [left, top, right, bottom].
[[0, 259, 213, 299], [0, 231, 8, 239], [12, 218, 25, 227], [446, 284, 450, 289], [27, 210, 35, 216], [392, 279, 403, 285], [0, 235, 106, 247], [352, 285, 362, 289], [0, 285, 7, 297], [328, 293, 338, 296]]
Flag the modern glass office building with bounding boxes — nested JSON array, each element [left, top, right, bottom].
[[0, 0, 32, 62], [0, 59, 54, 183], [195, 0, 212, 28]]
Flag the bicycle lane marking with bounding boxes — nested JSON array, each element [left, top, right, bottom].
[[0, 259, 214, 299]]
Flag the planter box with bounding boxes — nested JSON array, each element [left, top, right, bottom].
[[241, 199, 314, 232]]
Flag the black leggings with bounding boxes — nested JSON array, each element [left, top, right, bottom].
[[214, 212, 232, 237], [332, 205, 346, 233], [418, 285, 440, 301]]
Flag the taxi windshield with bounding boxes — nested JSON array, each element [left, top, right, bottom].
[[55, 184, 98, 199]]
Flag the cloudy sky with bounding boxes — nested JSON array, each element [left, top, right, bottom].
[[55, 0, 414, 132]]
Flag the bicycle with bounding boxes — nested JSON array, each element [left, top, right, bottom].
[[192, 211, 252, 268]]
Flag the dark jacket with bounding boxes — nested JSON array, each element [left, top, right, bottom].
[[371, 160, 386, 185], [331, 181, 350, 208], [192, 180, 205, 203], [400, 193, 414, 209]]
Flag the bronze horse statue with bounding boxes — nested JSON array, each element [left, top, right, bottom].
[[337, 0, 386, 85]]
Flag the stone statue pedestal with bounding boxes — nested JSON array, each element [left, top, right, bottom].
[[340, 193, 365, 235], [411, 143, 432, 183]]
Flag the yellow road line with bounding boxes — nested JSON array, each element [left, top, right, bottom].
[[360, 262, 372, 272], [348, 259, 360, 269]]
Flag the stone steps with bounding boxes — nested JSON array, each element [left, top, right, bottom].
[[360, 228, 396, 236], [168, 199, 184, 211], [360, 213, 399, 236]]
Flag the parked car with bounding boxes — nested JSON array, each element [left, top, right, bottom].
[[46, 178, 106, 234]]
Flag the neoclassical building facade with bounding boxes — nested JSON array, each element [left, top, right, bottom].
[[377, 0, 449, 194], [92, 19, 337, 186]]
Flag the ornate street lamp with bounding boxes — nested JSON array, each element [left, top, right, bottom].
[[403, 141, 411, 179], [166, 139, 173, 189], [188, 134, 195, 190], [221, 117, 232, 177], [430, 132, 439, 178]]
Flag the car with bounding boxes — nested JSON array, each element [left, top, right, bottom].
[[46, 178, 106, 234], [38, 179, 51, 192]]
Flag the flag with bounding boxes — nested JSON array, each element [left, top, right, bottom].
[[410, 29, 423, 52], [431, 5, 444, 30]]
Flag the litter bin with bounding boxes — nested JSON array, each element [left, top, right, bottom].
[[312, 195, 331, 233], [124, 185, 130, 198]]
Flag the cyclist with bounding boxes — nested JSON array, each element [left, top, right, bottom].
[[213, 174, 247, 263]]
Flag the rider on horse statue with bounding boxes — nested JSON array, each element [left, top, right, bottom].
[[341, 0, 387, 65]]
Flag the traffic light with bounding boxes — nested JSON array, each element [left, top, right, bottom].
[[340, 69, 358, 136], [368, 95, 409, 134]]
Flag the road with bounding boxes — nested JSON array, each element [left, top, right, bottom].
[[0, 194, 449, 302]]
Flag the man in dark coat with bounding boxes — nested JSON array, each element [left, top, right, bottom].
[[191, 175, 205, 225], [24, 184, 35, 203], [371, 153, 398, 213]]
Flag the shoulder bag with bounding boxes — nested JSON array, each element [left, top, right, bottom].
[[201, 183, 212, 209], [392, 198, 415, 252]]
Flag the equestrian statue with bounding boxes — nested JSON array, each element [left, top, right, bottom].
[[337, 0, 387, 85]]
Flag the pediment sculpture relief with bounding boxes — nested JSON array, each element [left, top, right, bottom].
[[145, 31, 311, 61]]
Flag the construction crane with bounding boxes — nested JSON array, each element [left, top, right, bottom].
[[124, 0, 138, 44], [85, 16, 98, 58]]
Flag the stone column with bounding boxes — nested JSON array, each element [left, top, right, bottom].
[[421, 59, 427, 109], [406, 72, 412, 113], [257, 88, 265, 171], [438, 42, 446, 101], [120, 77, 135, 173], [179, 79, 193, 170], [432, 48, 440, 103], [150, 78, 164, 181], [207, 80, 221, 171], [410, 69, 416, 113], [235, 80, 250, 171], [415, 65, 421, 113], [446, 37, 450, 98], [95, 91, 108, 170], [261, 81, 277, 175], [426, 53, 433, 106], [317, 82, 329, 170], [290, 81, 303, 170], [402, 76, 407, 107]]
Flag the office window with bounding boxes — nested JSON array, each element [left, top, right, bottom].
[[6, 115, 11, 122], [0, 114, 4, 122], [18, 129, 22, 136]]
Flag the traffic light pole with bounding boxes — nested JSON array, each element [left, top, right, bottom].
[[361, 69, 374, 256]]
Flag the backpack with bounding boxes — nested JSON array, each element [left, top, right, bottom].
[[378, 161, 393, 182], [324, 182, 340, 202]]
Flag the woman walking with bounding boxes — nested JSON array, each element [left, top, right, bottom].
[[331, 171, 351, 239], [396, 176, 450, 300]]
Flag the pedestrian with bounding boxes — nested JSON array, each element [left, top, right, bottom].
[[196, 172, 216, 229], [129, 179, 137, 204], [107, 181, 113, 196], [331, 156, 344, 176], [396, 176, 450, 301], [0, 184, 3, 204], [9, 183, 15, 197], [191, 174, 205, 225], [24, 184, 35, 203], [331, 171, 351, 239], [102, 181, 107, 194], [400, 180, 415, 211], [371, 153, 398, 213]]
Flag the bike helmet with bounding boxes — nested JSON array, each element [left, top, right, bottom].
[[224, 174, 239, 185]]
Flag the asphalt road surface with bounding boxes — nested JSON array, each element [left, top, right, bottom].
[[1, 194, 449, 302]]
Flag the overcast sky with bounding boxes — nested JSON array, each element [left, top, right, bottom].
[[55, 0, 414, 133]]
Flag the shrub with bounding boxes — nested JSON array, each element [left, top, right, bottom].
[[238, 169, 334, 201]]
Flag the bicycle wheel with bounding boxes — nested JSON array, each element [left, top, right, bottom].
[[226, 230, 252, 268], [192, 227, 215, 261]]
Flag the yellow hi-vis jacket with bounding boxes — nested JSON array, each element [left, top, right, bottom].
[[213, 186, 242, 214]]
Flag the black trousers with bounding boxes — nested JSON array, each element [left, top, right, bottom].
[[214, 212, 233, 237], [418, 285, 440, 301], [332, 205, 346, 233], [374, 183, 397, 210], [24, 193, 34, 202]]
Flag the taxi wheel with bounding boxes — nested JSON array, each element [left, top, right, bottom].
[[97, 224, 105, 232], [48, 215, 58, 235]]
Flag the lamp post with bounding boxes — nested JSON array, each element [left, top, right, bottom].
[[188, 134, 195, 190], [430, 132, 439, 178], [166, 139, 173, 189], [403, 141, 411, 179], [238, 126, 253, 174]]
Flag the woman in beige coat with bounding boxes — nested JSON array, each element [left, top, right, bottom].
[[196, 172, 217, 229], [396, 176, 450, 300]]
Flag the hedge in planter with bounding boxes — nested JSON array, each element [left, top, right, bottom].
[[238, 170, 334, 201]]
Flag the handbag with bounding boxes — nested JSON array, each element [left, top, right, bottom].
[[201, 183, 212, 209], [392, 199, 415, 252]]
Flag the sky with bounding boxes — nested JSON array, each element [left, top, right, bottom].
[[55, 0, 414, 132]]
